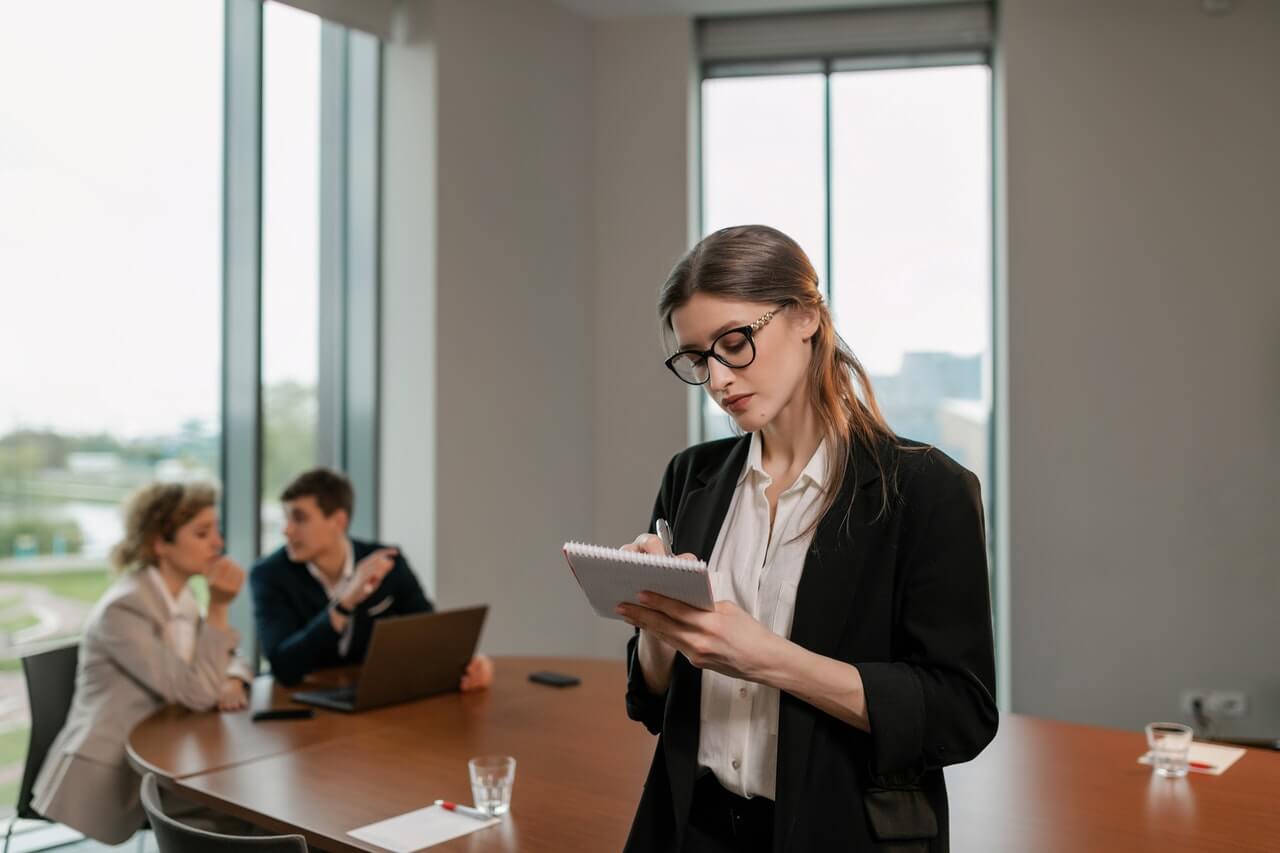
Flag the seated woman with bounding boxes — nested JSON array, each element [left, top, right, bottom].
[[32, 481, 254, 844]]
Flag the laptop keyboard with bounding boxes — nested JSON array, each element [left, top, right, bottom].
[[325, 685, 356, 703]]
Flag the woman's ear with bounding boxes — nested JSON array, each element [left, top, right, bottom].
[[794, 306, 821, 342]]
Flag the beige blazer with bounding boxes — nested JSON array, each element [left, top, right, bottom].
[[31, 570, 248, 843]]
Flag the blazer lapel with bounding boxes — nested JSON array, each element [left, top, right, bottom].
[[776, 438, 886, 848], [670, 435, 750, 561]]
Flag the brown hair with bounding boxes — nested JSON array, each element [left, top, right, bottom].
[[110, 481, 218, 571], [659, 224, 904, 520], [280, 467, 354, 518]]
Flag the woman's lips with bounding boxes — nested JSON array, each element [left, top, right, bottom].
[[723, 393, 754, 413]]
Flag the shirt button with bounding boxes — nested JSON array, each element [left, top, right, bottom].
[[738, 687, 748, 698], [731, 759, 741, 770]]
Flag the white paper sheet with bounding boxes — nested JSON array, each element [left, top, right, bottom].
[[1137, 741, 1247, 776], [347, 804, 499, 852]]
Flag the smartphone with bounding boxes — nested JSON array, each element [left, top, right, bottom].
[[252, 708, 315, 722], [528, 670, 581, 688]]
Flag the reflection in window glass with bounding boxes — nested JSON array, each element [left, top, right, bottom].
[[700, 74, 826, 439], [0, 0, 222, 816], [260, 2, 322, 555], [830, 66, 992, 499]]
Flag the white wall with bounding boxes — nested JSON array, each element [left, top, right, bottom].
[[1002, 0, 1280, 735], [380, 1, 437, 603], [588, 17, 696, 653], [384, 0, 1280, 731], [381, 1, 693, 657]]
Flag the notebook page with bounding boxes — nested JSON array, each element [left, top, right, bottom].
[[563, 541, 713, 620]]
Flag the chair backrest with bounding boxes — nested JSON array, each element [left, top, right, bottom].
[[140, 774, 308, 853], [16, 643, 79, 819]]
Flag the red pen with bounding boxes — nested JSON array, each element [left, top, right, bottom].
[[1190, 761, 1215, 771], [434, 800, 492, 821]]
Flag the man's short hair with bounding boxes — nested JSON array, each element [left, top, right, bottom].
[[280, 468, 354, 518]]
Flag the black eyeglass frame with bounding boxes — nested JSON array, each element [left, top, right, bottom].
[[663, 309, 779, 386]]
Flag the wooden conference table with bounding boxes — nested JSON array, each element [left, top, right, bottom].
[[129, 657, 1280, 852]]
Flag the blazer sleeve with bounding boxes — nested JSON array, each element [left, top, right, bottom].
[[624, 453, 679, 735], [92, 600, 238, 711], [251, 569, 338, 686], [857, 467, 999, 777]]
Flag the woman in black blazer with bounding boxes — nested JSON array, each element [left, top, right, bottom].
[[617, 225, 997, 853]]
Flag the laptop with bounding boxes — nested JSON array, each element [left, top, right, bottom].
[[291, 605, 488, 713]]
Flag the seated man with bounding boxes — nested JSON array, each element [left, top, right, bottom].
[[251, 467, 492, 688]]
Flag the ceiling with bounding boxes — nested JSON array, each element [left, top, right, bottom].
[[550, 0, 959, 19]]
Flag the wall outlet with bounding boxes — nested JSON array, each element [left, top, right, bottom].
[[1181, 689, 1248, 719]]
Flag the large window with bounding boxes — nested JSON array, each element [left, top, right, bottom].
[[0, 0, 380, 830], [0, 0, 223, 817], [700, 63, 993, 503], [261, 2, 323, 554]]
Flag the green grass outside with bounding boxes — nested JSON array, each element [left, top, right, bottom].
[[0, 728, 28, 767], [0, 726, 30, 814], [0, 613, 38, 634], [0, 568, 114, 604]]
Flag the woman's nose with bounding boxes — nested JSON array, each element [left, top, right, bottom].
[[707, 357, 735, 392]]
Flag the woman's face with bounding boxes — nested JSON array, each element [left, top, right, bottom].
[[670, 292, 818, 433], [153, 506, 224, 577]]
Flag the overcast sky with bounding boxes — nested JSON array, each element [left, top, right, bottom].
[[0, 0, 318, 438]]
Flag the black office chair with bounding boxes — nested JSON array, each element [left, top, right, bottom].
[[2, 643, 79, 853], [140, 774, 307, 853]]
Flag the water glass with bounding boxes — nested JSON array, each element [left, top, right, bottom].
[[1145, 722, 1192, 778], [468, 755, 516, 816]]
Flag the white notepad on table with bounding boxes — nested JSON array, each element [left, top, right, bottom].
[[1137, 741, 1247, 776], [562, 541, 713, 620], [347, 804, 498, 852]]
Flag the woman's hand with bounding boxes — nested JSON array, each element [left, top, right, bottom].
[[617, 592, 783, 684], [217, 678, 249, 712], [204, 556, 245, 630], [459, 654, 494, 692], [207, 556, 245, 606], [621, 534, 690, 694]]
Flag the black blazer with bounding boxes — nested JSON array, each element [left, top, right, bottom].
[[623, 435, 997, 853], [250, 539, 433, 685]]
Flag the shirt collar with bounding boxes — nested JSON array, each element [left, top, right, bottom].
[[306, 538, 355, 598], [146, 566, 200, 621], [739, 431, 830, 492]]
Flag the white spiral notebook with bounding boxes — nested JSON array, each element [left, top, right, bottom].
[[562, 541, 714, 620]]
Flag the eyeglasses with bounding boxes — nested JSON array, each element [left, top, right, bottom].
[[664, 309, 778, 385]]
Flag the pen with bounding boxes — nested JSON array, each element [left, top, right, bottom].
[[1190, 761, 1215, 771], [434, 800, 492, 821], [655, 518, 674, 556]]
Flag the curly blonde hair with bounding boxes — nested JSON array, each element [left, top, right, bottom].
[[110, 482, 219, 572]]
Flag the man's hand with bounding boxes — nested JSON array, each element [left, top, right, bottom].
[[339, 548, 398, 611], [217, 678, 249, 712], [459, 654, 494, 692]]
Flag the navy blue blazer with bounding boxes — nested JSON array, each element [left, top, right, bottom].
[[250, 539, 433, 685], [623, 435, 997, 853]]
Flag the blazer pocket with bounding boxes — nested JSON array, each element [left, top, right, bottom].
[[367, 596, 395, 616], [862, 783, 938, 843]]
